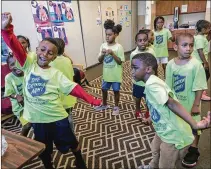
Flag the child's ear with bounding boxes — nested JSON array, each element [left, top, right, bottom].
[[173, 44, 178, 51], [146, 66, 153, 74]]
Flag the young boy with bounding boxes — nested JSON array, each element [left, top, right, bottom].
[[130, 30, 155, 119], [2, 12, 101, 169], [131, 52, 210, 169], [4, 53, 31, 136], [166, 33, 207, 167]]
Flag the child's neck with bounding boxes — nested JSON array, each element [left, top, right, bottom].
[[197, 32, 204, 35], [107, 41, 116, 46], [143, 73, 153, 83], [157, 28, 163, 32], [174, 56, 191, 65], [138, 47, 147, 51]]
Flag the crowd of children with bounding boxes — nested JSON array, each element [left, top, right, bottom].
[[2, 12, 211, 169]]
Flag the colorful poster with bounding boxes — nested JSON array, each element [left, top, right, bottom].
[[48, 1, 74, 22], [124, 5, 128, 10], [1, 37, 10, 64], [53, 26, 68, 44], [31, 1, 51, 27], [36, 26, 54, 41], [105, 7, 114, 21]]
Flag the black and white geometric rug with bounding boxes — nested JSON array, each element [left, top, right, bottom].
[[1, 61, 164, 169]]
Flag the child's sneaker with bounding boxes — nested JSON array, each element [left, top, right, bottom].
[[182, 146, 200, 167], [94, 105, 110, 111], [201, 91, 211, 101], [135, 111, 141, 119], [137, 165, 151, 169], [112, 106, 120, 115]]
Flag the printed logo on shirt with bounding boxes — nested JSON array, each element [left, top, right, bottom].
[[156, 35, 163, 44], [146, 99, 160, 123], [173, 74, 186, 93], [104, 55, 114, 64], [27, 73, 48, 97]]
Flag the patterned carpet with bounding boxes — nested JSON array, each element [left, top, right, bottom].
[[1, 61, 165, 169]]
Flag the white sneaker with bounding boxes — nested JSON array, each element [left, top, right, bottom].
[[201, 92, 211, 101], [112, 106, 120, 115], [94, 105, 110, 111], [137, 165, 151, 169]]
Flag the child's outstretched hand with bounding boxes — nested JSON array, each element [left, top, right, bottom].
[[2, 12, 12, 30], [196, 111, 211, 130]]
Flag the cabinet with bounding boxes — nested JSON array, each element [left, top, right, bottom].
[[156, 0, 207, 16], [156, 1, 172, 16], [187, 0, 207, 13]]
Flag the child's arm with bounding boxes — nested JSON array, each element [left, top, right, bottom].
[[69, 84, 101, 106], [191, 90, 203, 116], [197, 49, 209, 69], [107, 49, 122, 65], [1, 13, 27, 66], [207, 30, 211, 42], [167, 96, 210, 130], [98, 48, 106, 63]]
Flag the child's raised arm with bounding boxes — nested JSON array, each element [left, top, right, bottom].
[[167, 96, 210, 130], [1, 13, 27, 66]]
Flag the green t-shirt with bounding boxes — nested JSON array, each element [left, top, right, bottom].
[[130, 47, 155, 87], [192, 35, 209, 63], [50, 56, 77, 109], [166, 58, 207, 122], [153, 28, 172, 58], [21, 56, 77, 123], [99, 43, 125, 82], [145, 75, 194, 149], [4, 73, 24, 118]]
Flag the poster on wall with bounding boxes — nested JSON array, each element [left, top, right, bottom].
[[48, 1, 74, 22], [31, 1, 51, 27], [36, 26, 54, 41], [52, 25, 68, 44], [105, 7, 114, 21], [1, 37, 10, 64]]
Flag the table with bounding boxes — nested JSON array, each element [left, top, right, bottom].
[[1, 129, 45, 169]]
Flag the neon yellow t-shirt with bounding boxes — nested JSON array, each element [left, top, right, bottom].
[[166, 58, 207, 122], [130, 47, 155, 87], [153, 28, 172, 58], [145, 75, 194, 149], [21, 56, 77, 123], [99, 43, 125, 82], [192, 35, 209, 63], [50, 56, 77, 109]]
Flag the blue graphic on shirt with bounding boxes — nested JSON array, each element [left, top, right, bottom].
[[104, 55, 114, 64], [27, 73, 48, 97], [156, 35, 163, 44], [146, 99, 160, 123], [173, 74, 186, 93]]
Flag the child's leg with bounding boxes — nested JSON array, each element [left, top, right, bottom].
[[21, 123, 31, 136], [148, 134, 162, 168], [135, 97, 141, 113], [161, 57, 168, 79], [31, 123, 55, 169], [112, 83, 121, 115], [102, 89, 108, 105], [114, 91, 120, 107]]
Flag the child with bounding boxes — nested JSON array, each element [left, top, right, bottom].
[[130, 30, 155, 119], [2, 12, 101, 169], [166, 33, 207, 167], [191, 20, 211, 101], [130, 52, 210, 169], [4, 53, 31, 136], [140, 29, 154, 50], [50, 38, 76, 132], [95, 19, 125, 115], [153, 16, 174, 78]]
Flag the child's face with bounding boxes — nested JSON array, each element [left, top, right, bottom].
[[174, 36, 194, 59], [105, 29, 116, 44], [136, 34, 148, 50], [18, 37, 28, 52], [8, 57, 24, 76], [156, 18, 164, 30], [148, 31, 154, 44], [131, 59, 147, 82], [36, 41, 58, 68]]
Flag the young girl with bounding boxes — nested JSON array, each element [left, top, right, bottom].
[[50, 38, 76, 132], [95, 19, 125, 115], [130, 30, 155, 119], [2, 12, 101, 169], [191, 20, 211, 101], [4, 53, 31, 136], [166, 33, 207, 167], [153, 16, 174, 78]]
